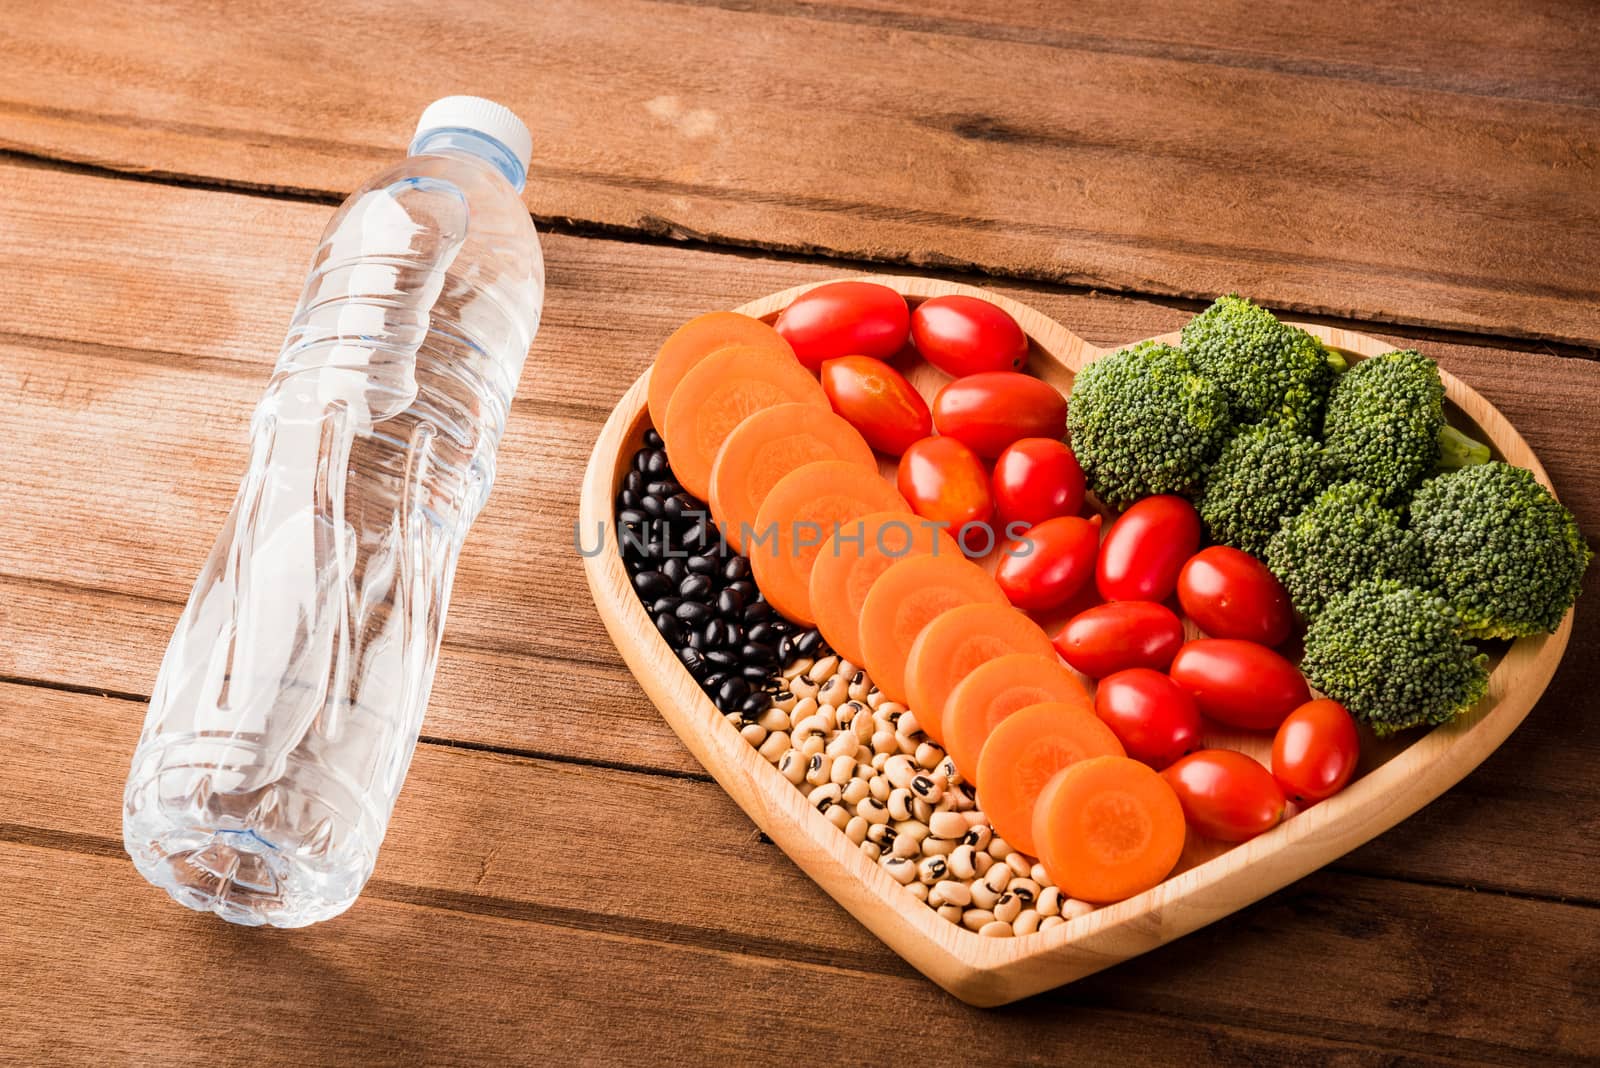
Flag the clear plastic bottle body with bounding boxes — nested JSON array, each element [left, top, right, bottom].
[[123, 132, 543, 926]]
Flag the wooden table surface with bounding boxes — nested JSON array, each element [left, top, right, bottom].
[[2, 3, 1597, 1064]]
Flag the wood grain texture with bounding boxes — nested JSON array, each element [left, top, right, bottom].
[[5, 685, 1598, 1064], [1, 3, 1598, 344]]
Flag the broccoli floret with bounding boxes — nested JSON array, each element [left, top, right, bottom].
[[1196, 424, 1331, 555], [1301, 581, 1489, 736], [1264, 482, 1426, 619], [1409, 462, 1591, 639], [1321, 349, 1452, 506], [1180, 295, 1342, 430], [1066, 341, 1233, 508]]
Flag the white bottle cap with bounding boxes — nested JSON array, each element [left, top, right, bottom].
[[414, 96, 532, 174]]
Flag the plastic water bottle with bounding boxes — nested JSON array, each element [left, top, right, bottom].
[[123, 97, 544, 927]]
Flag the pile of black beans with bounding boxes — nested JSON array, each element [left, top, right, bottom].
[[617, 430, 827, 717]]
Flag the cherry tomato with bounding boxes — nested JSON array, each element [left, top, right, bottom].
[[1272, 699, 1360, 804], [774, 281, 910, 372], [1168, 639, 1310, 731], [1177, 546, 1293, 647], [1052, 601, 1184, 678], [930, 372, 1067, 459], [1162, 749, 1287, 842], [992, 438, 1086, 530], [1094, 668, 1202, 769], [994, 515, 1102, 612], [1096, 495, 1200, 602], [909, 294, 1029, 376], [819, 355, 931, 456], [896, 436, 994, 549]]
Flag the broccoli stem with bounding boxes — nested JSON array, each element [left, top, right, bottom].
[[1323, 345, 1349, 374], [1437, 424, 1491, 469]]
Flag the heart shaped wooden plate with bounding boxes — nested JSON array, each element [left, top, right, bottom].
[[579, 277, 1573, 1006]]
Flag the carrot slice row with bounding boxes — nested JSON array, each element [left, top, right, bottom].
[[1031, 755, 1186, 905], [709, 404, 876, 555], [942, 653, 1092, 785], [808, 511, 959, 668], [903, 603, 1056, 746], [748, 461, 909, 626], [974, 702, 1124, 857], [661, 344, 829, 500], [647, 311, 794, 430], [857, 554, 1007, 706]]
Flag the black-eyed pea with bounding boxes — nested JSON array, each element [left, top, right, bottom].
[[842, 778, 870, 806], [895, 820, 931, 845], [800, 735, 826, 758], [757, 706, 791, 733], [790, 677, 819, 702], [866, 686, 885, 709], [983, 864, 1011, 895], [911, 798, 934, 823], [757, 730, 789, 763], [778, 749, 806, 785], [949, 789, 976, 813], [849, 705, 874, 742], [1006, 852, 1032, 878], [794, 714, 828, 743], [961, 909, 995, 931], [896, 734, 919, 756], [1012, 909, 1041, 936], [962, 811, 989, 828], [970, 882, 1001, 911], [917, 855, 949, 884], [809, 782, 842, 809], [724, 711, 742, 725], [1008, 878, 1041, 904], [893, 709, 919, 736], [1039, 915, 1065, 931], [858, 798, 890, 826], [949, 844, 977, 880], [1035, 886, 1061, 917], [818, 705, 839, 732], [937, 903, 964, 925], [920, 836, 956, 857], [891, 833, 921, 860], [871, 729, 898, 756], [855, 760, 875, 780], [825, 731, 857, 759], [826, 803, 851, 830], [938, 756, 961, 784], [866, 824, 896, 848], [909, 774, 944, 805], [993, 892, 1022, 924], [973, 852, 995, 877], [914, 741, 945, 769], [884, 755, 915, 789], [881, 856, 916, 885], [1061, 899, 1095, 920], [929, 811, 967, 839], [989, 835, 1015, 860], [869, 775, 891, 803], [782, 658, 813, 681], [836, 657, 859, 679], [1030, 862, 1051, 886], [870, 751, 891, 772], [804, 752, 829, 786], [906, 881, 930, 902], [844, 815, 869, 844], [807, 655, 839, 683], [979, 920, 1013, 938], [848, 670, 871, 703], [929, 880, 972, 908], [860, 840, 881, 861], [887, 788, 915, 822], [818, 675, 848, 707]]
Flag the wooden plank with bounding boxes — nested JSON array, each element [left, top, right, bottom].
[[3, 689, 1598, 1062], [4, 844, 1530, 1068], [1, 4, 1598, 344]]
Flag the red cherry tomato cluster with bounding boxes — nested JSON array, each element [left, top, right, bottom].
[[773, 280, 1363, 851]]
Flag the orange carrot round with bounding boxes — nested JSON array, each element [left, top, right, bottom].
[[857, 554, 1007, 705], [661, 344, 828, 500], [709, 404, 876, 554], [942, 653, 1092, 785], [903, 603, 1055, 746], [1031, 755, 1186, 904], [808, 511, 958, 668], [974, 702, 1124, 857], [647, 311, 794, 431], [748, 461, 908, 626]]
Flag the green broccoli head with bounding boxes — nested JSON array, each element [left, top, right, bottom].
[[1264, 482, 1426, 619], [1066, 341, 1233, 508], [1196, 424, 1331, 556], [1321, 349, 1445, 506], [1301, 581, 1489, 736], [1180, 294, 1340, 430], [1409, 461, 1591, 639]]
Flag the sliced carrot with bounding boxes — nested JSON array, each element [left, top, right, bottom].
[[974, 702, 1124, 857], [709, 404, 876, 555], [857, 554, 1007, 706], [748, 461, 909, 626], [942, 653, 1093, 785], [647, 311, 794, 431], [662, 345, 829, 500], [903, 603, 1056, 746], [808, 511, 959, 668], [1032, 755, 1186, 904]]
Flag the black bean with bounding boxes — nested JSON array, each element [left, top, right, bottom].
[[716, 677, 751, 709], [729, 580, 758, 602], [721, 622, 745, 648], [677, 647, 704, 674], [686, 629, 704, 650], [618, 489, 640, 510], [744, 600, 774, 624], [679, 574, 714, 601], [648, 594, 677, 615], [701, 619, 726, 649], [668, 493, 701, 521], [675, 601, 713, 627], [646, 450, 670, 475], [617, 508, 649, 527], [794, 630, 823, 657], [654, 614, 685, 646], [722, 556, 751, 582], [644, 479, 676, 498], [777, 635, 793, 661], [740, 664, 771, 684], [644, 428, 663, 448], [716, 586, 746, 617], [747, 622, 777, 644], [640, 539, 666, 561], [686, 554, 717, 575], [739, 690, 771, 716], [639, 494, 665, 518], [702, 672, 727, 693], [632, 570, 671, 598], [625, 469, 645, 495], [662, 558, 687, 584], [704, 649, 740, 669], [741, 641, 777, 664], [633, 450, 651, 473]]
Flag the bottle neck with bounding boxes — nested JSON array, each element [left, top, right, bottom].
[[408, 128, 527, 192]]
